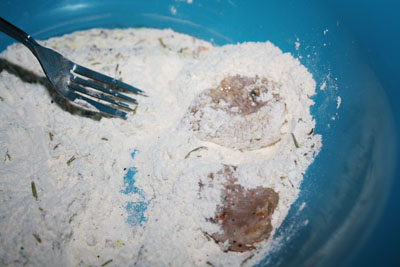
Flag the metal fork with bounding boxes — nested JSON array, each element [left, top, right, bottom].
[[0, 17, 145, 119]]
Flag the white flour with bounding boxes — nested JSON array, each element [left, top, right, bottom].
[[0, 28, 321, 266]]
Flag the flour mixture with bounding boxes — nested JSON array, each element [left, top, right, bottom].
[[0, 28, 321, 266]]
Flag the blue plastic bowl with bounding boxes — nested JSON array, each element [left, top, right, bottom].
[[1, 1, 399, 266]]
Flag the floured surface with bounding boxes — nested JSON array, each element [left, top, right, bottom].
[[0, 28, 321, 266]]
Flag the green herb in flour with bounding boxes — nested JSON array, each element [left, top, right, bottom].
[[31, 181, 38, 201]]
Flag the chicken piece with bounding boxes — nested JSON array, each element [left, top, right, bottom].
[[185, 75, 286, 150], [201, 165, 279, 252]]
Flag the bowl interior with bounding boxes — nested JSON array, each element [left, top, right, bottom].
[[0, 1, 396, 266]]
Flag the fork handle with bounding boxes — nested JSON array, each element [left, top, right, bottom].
[[0, 17, 40, 55]]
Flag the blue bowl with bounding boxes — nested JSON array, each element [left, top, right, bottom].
[[1, 1, 399, 266]]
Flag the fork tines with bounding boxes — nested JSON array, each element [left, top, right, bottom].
[[67, 63, 145, 118]]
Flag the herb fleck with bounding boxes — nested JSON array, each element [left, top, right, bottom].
[[101, 259, 113, 266], [158, 37, 167, 48], [291, 133, 299, 148], [53, 143, 60, 150], [179, 47, 188, 53], [4, 150, 11, 162], [32, 233, 42, 243], [132, 104, 138, 115], [49, 132, 54, 141], [288, 178, 294, 188], [0, 95, 4, 101], [185, 146, 208, 159], [101, 137, 109, 141], [31, 181, 38, 201], [67, 156, 76, 166]]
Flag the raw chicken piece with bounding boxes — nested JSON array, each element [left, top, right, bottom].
[[184, 75, 286, 150], [201, 165, 279, 252]]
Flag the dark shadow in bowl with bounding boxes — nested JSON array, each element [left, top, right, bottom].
[[0, 57, 104, 120]]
